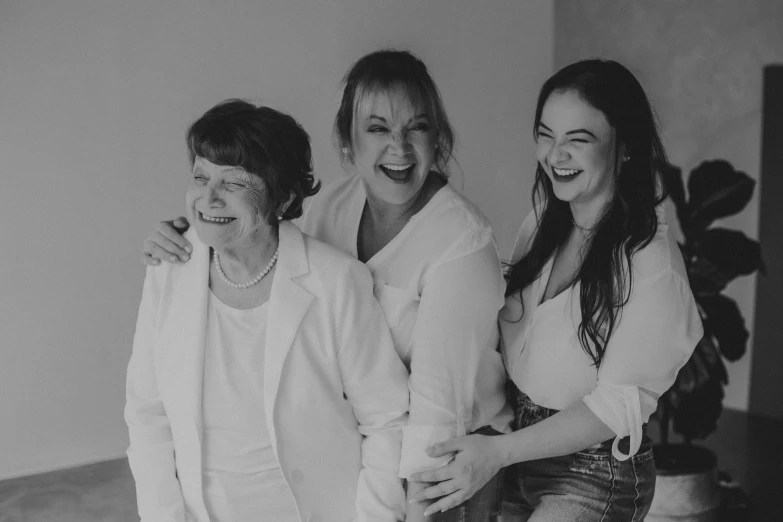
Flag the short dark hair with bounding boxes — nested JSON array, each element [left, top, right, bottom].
[[334, 49, 456, 175], [186, 99, 320, 222]]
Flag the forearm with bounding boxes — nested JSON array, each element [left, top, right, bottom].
[[405, 243, 504, 470], [497, 401, 615, 465]]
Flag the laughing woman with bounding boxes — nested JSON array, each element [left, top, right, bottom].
[[408, 60, 703, 521], [125, 100, 409, 522]]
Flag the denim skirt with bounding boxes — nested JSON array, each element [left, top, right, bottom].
[[501, 385, 656, 522]]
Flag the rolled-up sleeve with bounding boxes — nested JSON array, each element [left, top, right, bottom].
[[399, 238, 505, 478], [583, 269, 703, 460], [335, 260, 410, 522], [125, 267, 186, 521]]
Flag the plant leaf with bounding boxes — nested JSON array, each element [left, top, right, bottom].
[[686, 160, 755, 232], [671, 374, 724, 441], [699, 294, 748, 362], [687, 228, 763, 294], [661, 163, 689, 229]]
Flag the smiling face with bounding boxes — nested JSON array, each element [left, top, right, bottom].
[[185, 157, 276, 252], [349, 88, 437, 206], [536, 89, 620, 211]]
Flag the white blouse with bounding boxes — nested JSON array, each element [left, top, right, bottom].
[[500, 208, 703, 460], [201, 292, 299, 522], [298, 174, 512, 477]]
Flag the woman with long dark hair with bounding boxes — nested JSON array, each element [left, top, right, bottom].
[[409, 60, 703, 521]]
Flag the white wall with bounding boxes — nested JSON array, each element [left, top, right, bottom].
[[0, 0, 553, 479]]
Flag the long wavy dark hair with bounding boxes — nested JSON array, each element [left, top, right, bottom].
[[505, 59, 669, 368]]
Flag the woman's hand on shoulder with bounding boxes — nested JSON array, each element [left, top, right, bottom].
[[141, 217, 192, 266], [407, 434, 507, 516]]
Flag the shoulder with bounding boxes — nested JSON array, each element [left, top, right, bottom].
[[301, 231, 371, 287], [417, 183, 495, 250], [298, 175, 361, 247], [302, 174, 360, 215], [629, 219, 687, 283], [510, 208, 539, 262]]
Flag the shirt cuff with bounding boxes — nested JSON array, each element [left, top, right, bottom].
[[583, 383, 645, 461], [398, 424, 458, 478]]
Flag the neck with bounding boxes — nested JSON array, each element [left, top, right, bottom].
[[214, 228, 279, 280], [362, 173, 437, 229], [570, 192, 612, 231]]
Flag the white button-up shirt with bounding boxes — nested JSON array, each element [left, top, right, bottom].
[[500, 207, 703, 460], [299, 174, 512, 477]]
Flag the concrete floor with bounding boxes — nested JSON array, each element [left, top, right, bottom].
[[1, 409, 779, 521], [0, 459, 136, 522]]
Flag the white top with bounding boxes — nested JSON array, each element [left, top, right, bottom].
[[201, 292, 299, 522], [500, 208, 703, 460], [299, 174, 512, 477]]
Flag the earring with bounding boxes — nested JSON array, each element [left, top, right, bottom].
[[341, 148, 349, 154]]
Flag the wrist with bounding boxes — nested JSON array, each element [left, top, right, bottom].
[[491, 433, 513, 469]]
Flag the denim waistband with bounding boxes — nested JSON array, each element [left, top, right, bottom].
[[508, 381, 648, 456]]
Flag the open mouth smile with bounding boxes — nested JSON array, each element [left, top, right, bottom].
[[379, 163, 415, 183], [551, 166, 583, 182], [199, 211, 236, 224]]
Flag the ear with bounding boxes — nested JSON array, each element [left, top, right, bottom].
[[341, 146, 354, 164], [619, 142, 630, 164], [277, 192, 296, 220]]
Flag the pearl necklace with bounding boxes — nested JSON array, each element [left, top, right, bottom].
[[213, 248, 279, 289]]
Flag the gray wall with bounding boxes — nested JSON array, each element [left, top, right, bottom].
[[555, 0, 783, 412], [0, 0, 554, 479]]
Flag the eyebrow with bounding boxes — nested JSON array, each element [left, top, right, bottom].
[[367, 114, 429, 123], [192, 164, 249, 177], [537, 122, 598, 139]]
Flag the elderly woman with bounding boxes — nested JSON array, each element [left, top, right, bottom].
[[125, 99, 410, 522], [141, 51, 511, 522]]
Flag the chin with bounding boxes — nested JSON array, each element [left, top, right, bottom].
[[192, 224, 225, 250], [550, 185, 578, 203]]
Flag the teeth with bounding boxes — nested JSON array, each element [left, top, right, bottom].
[[382, 164, 413, 171], [553, 167, 580, 176], [201, 213, 234, 223]]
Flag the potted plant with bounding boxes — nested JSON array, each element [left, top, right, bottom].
[[647, 160, 763, 521]]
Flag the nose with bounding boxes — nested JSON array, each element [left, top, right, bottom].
[[205, 185, 225, 208], [389, 130, 413, 155], [546, 140, 569, 165]]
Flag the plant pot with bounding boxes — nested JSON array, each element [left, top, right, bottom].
[[647, 444, 720, 522]]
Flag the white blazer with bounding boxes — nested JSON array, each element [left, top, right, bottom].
[[125, 222, 410, 522]]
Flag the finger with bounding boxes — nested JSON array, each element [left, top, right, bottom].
[[423, 491, 467, 517], [409, 479, 459, 502], [409, 463, 456, 484], [144, 238, 183, 264], [427, 438, 462, 458], [171, 216, 191, 233], [151, 230, 190, 261], [141, 253, 161, 267], [158, 220, 192, 254]]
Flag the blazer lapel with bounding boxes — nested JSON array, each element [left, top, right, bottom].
[[158, 228, 210, 435], [264, 222, 313, 445], [156, 229, 211, 521]]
